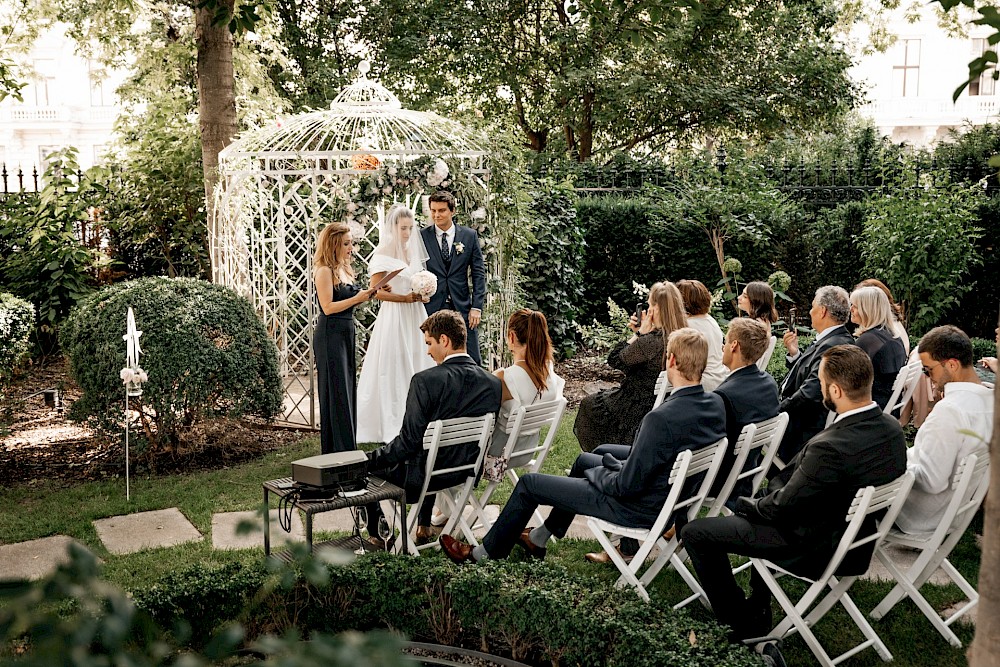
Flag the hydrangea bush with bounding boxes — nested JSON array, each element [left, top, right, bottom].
[[0, 291, 34, 382]]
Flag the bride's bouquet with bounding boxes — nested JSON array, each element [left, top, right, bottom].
[[410, 270, 438, 298]]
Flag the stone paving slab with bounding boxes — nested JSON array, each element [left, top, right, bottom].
[[0, 535, 88, 581], [311, 500, 400, 534], [93, 508, 202, 555], [862, 544, 952, 586], [212, 510, 304, 550], [526, 505, 593, 540]]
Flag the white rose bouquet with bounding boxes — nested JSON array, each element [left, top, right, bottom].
[[410, 270, 438, 298]]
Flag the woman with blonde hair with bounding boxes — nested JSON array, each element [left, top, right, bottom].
[[855, 278, 909, 354], [313, 222, 378, 454], [574, 281, 687, 452], [849, 285, 907, 410]]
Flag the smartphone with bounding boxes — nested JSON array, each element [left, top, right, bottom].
[[788, 307, 798, 332], [635, 302, 646, 325]]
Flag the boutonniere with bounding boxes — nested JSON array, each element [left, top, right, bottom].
[[454, 242, 465, 254]]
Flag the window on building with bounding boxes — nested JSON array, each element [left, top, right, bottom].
[[32, 59, 56, 106], [891, 39, 920, 98], [969, 38, 997, 96], [89, 62, 109, 106], [38, 146, 61, 174]]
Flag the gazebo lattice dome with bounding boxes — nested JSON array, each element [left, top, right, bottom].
[[214, 67, 494, 427]]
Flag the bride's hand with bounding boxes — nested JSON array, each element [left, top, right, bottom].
[[409, 292, 424, 303]]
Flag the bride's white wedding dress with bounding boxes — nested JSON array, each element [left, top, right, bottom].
[[356, 254, 435, 443]]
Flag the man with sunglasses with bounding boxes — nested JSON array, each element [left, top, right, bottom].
[[896, 325, 994, 534]]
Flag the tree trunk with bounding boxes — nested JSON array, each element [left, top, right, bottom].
[[195, 1, 237, 282], [578, 90, 595, 161], [968, 311, 1000, 667]]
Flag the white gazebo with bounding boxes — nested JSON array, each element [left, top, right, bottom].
[[214, 65, 494, 427]]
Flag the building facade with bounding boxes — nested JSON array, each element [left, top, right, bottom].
[[0, 24, 125, 188], [852, 8, 999, 145]]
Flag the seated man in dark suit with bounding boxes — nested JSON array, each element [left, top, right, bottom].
[[441, 328, 726, 564], [363, 310, 501, 544], [778, 285, 855, 460], [681, 345, 906, 664], [712, 317, 781, 507]]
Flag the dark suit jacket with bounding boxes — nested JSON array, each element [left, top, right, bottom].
[[710, 365, 780, 499], [421, 224, 487, 317], [778, 324, 856, 460], [367, 355, 501, 500], [752, 406, 906, 577], [584, 385, 726, 526]]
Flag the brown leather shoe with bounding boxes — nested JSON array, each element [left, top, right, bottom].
[[440, 534, 476, 564], [414, 525, 443, 546], [518, 528, 547, 560], [585, 546, 634, 564]]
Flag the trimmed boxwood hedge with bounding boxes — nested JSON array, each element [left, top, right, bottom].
[[134, 554, 764, 667]]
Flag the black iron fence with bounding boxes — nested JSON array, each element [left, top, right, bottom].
[[0, 163, 92, 197]]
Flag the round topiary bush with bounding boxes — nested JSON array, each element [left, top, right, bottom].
[[60, 277, 283, 452], [0, 291, 34, 383]]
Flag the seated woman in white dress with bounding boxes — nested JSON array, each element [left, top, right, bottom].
[[356, 205, 435, 444], [737, 280, 779, 371], [488, 308, 566, 466], [677, 279, 729, 390], [431, 308, 564, 529]]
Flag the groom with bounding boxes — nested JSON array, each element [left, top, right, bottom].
[[421, 190, 487, 365]]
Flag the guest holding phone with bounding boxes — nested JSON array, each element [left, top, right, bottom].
[[574, 281, 687, 452], [313, 222, 378, 454]]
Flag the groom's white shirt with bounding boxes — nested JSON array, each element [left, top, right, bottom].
[[443, 352, 471, 363]]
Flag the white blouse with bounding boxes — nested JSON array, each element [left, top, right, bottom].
[[488, 364, 565, 467], [686, 314, 730, 391]]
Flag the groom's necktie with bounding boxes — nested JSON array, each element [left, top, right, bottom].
[[440, 232, 451, 263]]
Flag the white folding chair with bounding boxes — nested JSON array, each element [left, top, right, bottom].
[[468, 397, 568, 532], [652, 370, 671, 409], [705, 413, 790, 518], [870, 451, 989, 647], [756, 335, 778, 372], [406, 414, 495, 556], [884, 359, 923, 416], [749, 473, 915, 667], [585, 437, 727, 603]]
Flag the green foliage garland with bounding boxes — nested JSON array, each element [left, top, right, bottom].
[[60, 277, 283, 452]]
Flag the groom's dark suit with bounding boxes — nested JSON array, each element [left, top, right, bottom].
[[365, 354, 501, 524], [421, 224, 487, 365], [777, 324, 855, 460]]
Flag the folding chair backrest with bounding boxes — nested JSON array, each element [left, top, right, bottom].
[[936, 451, 990, 546], [419, 414, 495, 497], [884, 359, 923, 416], [666, 437, 728, 526], [756, 335, 778, 372], [652, 371, 671, 409], [747, 412, 790, 493], [500, 397, 568, 471], [818, 473, 914, 584], [704, 424, 756, 517]]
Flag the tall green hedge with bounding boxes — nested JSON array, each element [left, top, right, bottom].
[[521, 181, 585, 358], [60, 277, 283, 452]]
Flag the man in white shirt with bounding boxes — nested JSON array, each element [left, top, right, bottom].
[[896, 325, 993, 534]]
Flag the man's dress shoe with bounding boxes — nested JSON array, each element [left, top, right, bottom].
[[414, 525, 442, 546], [441, 534, 475, 564], [517, 528, 546, 560], [584, 546, 633, 564]]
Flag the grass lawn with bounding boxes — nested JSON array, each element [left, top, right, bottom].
[[0, 409, 979, 666]]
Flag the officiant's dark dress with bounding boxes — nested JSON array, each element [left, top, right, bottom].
[[314, 282, 360, 454]]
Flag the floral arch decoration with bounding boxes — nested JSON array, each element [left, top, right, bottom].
[[213, 65, 511, 427]]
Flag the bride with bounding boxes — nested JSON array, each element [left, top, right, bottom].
[[356, 205, 435, 443]]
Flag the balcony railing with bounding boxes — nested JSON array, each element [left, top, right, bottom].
[[0, 105, 118, 125], [858, 96, 1000, 123]]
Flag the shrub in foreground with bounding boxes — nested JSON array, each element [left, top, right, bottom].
[[135, 553, 763, 667], [60, 277, 283, 453]]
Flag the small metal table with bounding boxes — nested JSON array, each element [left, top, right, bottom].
[[262, 476, 408, 560]]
